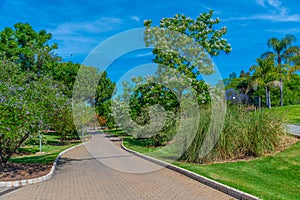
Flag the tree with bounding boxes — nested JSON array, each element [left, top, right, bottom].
[[144, 10, 231, 57], [95, 71, 116, 128], [72, 65, 100, 105], [287, 53, 300, 79], [262, 34, 299, 106], [284, 74, 300, 105], [144, 10, 231, 106], [0, 59, 67, 164], [239, 70, 250, 78], [0, 23, 60, 73], [229, 72, 237, 79], [250, 55, 278, 109], [112, 76, 188, 145], [51, 62, 80, 97]]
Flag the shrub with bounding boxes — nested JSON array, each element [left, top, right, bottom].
[[180, 106, 284, 163]]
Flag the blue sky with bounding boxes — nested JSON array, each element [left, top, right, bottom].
[[1, 0, 300, 81]]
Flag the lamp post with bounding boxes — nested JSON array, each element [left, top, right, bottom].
[[39, 132, 42, 153]]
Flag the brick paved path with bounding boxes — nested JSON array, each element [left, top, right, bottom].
[[2, 132, 235, 200]]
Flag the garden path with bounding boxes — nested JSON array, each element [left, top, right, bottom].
[[2, 132, 235, 200]]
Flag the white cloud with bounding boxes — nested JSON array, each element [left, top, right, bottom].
[[131, 16, 140, 22], [234, 0, 300, 22], [266, 27, 300, 34], [50, 17, 122, 36], [256, 0, 281, 8], [230, 13, 300, 22], [48, 17, 122, 57], [267, 0, 281, 8], [256, 0, 266, 7]]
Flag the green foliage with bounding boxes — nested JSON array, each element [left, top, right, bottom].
[[144, 10, 231, 105], [95, 71, 116, 128], [0, 23, 84, 164], [113, 73, 190, 146], [72, 65, 100, 105], [51, 62, 80, 97], [225, 34, 300, 108], [250, 54, 279, 108], [0, 60, 63, 163], [262, 34, 300, 106], [284, 74, 300, 105], [144, 10, 231, 57], [48, 101, 79, 141], [111, 10, 232, 148], [0, 23, 60, 73], [180, 107, 284, 163]]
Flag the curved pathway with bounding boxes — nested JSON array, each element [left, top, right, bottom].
[[2, 132, 235, 200], [284, 124, 300, 136]]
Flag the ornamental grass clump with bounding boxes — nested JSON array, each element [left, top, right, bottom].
[[181, 107, 285, 163]]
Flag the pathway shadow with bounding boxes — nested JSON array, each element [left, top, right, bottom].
[[57, 154, 134, 167]]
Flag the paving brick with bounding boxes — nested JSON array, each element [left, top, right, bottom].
[[3, 133, 236, 200]]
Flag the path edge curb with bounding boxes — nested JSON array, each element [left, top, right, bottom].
[[0, 138, 92, 188], [121, 141, 260, 200]]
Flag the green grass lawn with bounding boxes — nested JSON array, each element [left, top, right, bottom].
[[270, 105, 300, 125], [9, 132, 82, 164], [174, 141, 300, 200], [103, 129, 160, 154], [105, 129, 300, 200]]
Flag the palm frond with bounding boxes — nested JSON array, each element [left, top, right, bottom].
[[261, 51, 274, 59], [267, 80, 280, 88], [288, 65, 300, 80]]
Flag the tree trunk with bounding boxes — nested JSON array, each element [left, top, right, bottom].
[[265, 86, 271, 109], [265, 87, 268, 108], [268, 88, 271, 109], [280, 78, 283, 106], [0, 135, 29, 165], [278, 55, 283, 107]]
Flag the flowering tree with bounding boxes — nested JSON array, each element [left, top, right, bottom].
[[0, 60, 67, 164], [144, 10, 231, 105]]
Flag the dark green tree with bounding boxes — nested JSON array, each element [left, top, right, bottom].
[[0, 23, 60, 73], [95, 71, 116, 128], [51, 62, 80, 97]]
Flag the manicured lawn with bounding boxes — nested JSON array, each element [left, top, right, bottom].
[[105, 129, 300, 200], [103, 129, 160, 154], [174, 141, 300, 200], [9, 132, 82, 164], [9, 143, 79, 164], [270, 105, 300, 125]]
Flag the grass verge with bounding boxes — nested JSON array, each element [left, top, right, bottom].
[[269, 105, 300, 125], [9, 132, 83, 165], [174, 140, 300, 200]]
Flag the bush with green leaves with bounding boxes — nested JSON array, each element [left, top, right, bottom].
[[0, 60, 45, 164], [0, 60, 77, 164], [181, 106, 285, 163]]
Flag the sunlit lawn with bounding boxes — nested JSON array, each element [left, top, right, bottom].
[[9, 132, 81, 164], [174, 141, 300, 200], [269, 105, 300, 125]]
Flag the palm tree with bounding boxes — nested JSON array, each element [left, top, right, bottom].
[[250, 55, 278, 109], [262, 34, 299, 106]]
